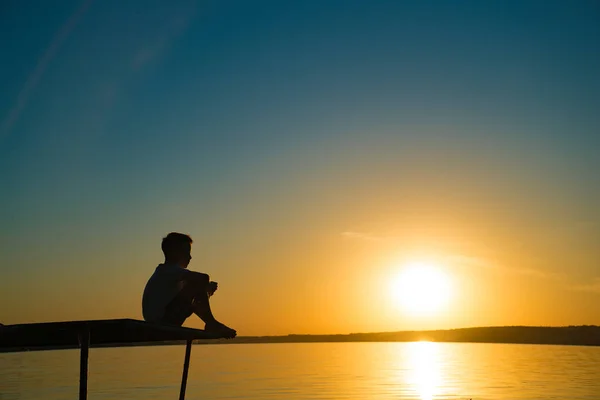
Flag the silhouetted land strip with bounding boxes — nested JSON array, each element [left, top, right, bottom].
[[193, 325, 600, 347], [3, 325, 599, 351]]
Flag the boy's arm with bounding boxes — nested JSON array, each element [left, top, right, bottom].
[[186, 270, 210, 286], [183, 270, 217, 295]]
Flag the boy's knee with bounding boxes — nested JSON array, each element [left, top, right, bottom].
[[185, 271, 210, 289]]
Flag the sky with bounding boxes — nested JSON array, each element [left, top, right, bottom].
[[1, 0, 599, 336]]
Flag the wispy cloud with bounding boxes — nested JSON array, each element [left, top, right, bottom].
[[340, 231, 398, 241], [445, 254, 494, 270], [449, 254, 562, 280], [0, 0, 93, 141], [570, 278, 600, 294], [342, 231, 562, 281], [515, 267, 562, 280], [130, 3, 197, 71], [71, 2, 197, 134]]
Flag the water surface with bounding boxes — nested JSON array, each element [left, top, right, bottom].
[[2, 342, 600, 399]]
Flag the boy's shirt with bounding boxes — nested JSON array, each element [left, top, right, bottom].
[[142, 263, 190, 322]]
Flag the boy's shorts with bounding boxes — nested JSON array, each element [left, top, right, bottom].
[[160, 291, 194, 326]]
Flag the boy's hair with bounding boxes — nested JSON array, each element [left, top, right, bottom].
[[161, 232, 193, 259]]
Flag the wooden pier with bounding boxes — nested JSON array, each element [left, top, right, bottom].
[[0, 319, 221, 399]]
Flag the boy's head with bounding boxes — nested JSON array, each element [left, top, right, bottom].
[[162, 232, 193, 268]]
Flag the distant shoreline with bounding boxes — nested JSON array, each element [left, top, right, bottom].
[[193, 325, 600, 347], [2, 326, 598, 352]]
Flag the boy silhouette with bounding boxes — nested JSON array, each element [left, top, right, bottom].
[[142, 232, 236, 338]]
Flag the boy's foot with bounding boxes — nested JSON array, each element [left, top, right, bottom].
[[205, 321, 237, 339]]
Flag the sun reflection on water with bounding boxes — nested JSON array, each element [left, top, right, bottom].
[[406, 341, 443, 400]]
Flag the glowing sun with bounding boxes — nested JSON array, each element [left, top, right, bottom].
[[391, 262, 452, 316]]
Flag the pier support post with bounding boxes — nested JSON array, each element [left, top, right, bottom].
[[179, 339, 193, 400], [79, 327, 90, 400]]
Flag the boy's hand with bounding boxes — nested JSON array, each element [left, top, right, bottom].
[[207, 281, 218, 296]]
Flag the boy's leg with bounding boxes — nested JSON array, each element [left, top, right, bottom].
[[161, 273, 236, 338], [182, 276, 237, 338], [190, 288, 217, 323], [160, 275, 211, 326], [161, 291, 195, 326]]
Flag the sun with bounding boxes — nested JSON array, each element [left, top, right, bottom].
[[390, 262, 452, 316]]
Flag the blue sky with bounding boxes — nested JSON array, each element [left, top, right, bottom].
[[1, 0, 599, 333]]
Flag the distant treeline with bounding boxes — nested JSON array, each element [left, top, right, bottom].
[[194, 325, 600, 346]]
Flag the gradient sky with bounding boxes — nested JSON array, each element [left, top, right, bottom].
[[1, 0, 599, 336]]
